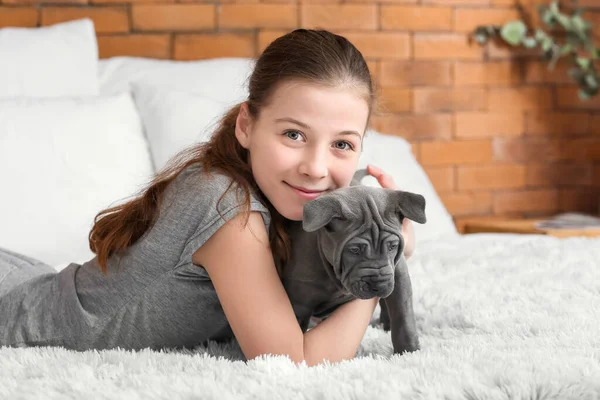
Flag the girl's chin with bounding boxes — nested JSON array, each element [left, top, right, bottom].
[[277, 206, 303, 222]]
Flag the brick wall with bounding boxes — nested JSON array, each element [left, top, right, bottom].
[[2, 0, 600, 231]]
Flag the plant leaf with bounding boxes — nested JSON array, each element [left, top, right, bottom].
[[560, 43, 574, 55], [523, 37, 538, 48], [571, 15, 590, 35], [584, 73, 598, 89], [576, 57, 591, 70], [578, 88, 591, 101], [500, 20, 527, 46], [473, 26, 491, 44], [541, 37, 554, 52]]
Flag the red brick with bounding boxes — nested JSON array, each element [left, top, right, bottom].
[[301, 5, 376, 30], [591, 115, 600, 136], [420, 139, 493, 166], [257, 29, 290, 53], [440, 192, 493, 216], [343, 32, 411, 59], [41, 7, 129, 33], [486, 40, 541, 60], [494, 189, 559, 214], [93, 0, 173, 3], [0, 7, 37, 27], [526, 163, 594, 187], [494, 137, 560, 163], [494, 137, 600, 163], [98, 35, 170, 59], [488, 88, 553, 111], [455, 113, 524, 138], [594, 165, 600, 187], [491, 0, 546, 5], [556, 87, 600, 110], [525, 112, 590, 136], [175, 33, 255, 59], [423, 166, 455, 193], [454, 8, 521, 34], [413, 88, 487, 112], [379, 61, 452, 87], [424, 0, 488, 4], [3, 0, 85, 4], [414, 34, 483, 60], [454, 61, 522, 86], [584, 11, 600, 39], [345, 0, 418, 3], [458, 165, 526, 190], [132, 5, 215, 31], [219, 4, 297, 29], [367, 60, 379, 83], [578, 0, 600, 8], [378, 88, 412, 113], [524, 61, 573, 84], [559, 189, 600, 214], [370, 114, 452, 140], [381, 5, 452, 31]]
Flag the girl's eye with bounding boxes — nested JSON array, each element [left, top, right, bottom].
[[285, 130, 303, 141], [334, 141, 353, 151]]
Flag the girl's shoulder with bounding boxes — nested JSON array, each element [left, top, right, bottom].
[[162, 163, 271, 226]]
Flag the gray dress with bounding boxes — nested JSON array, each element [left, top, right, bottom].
[[0, 165, 271, 351]]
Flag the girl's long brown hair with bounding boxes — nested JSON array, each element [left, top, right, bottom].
[[89, 29, 376, 275]]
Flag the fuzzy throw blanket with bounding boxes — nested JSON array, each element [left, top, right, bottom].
[[1, 233, 599, 399]]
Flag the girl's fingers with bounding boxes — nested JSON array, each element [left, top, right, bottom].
[[367, 164, 397, 190]]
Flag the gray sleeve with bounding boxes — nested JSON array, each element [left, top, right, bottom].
[[159, 166, 271, 275]]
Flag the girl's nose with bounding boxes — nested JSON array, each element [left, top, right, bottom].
[[298, 149, 329, 179]]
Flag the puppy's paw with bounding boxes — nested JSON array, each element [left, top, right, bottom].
[[381, 319, 391, 332], [380, 314, 391, 332], [392, 336, 420, 355]]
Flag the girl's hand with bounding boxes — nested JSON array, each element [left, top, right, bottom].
[[366, 165, 416, 259]]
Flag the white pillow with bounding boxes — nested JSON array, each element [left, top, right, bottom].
[[99, 56, 253, 106], [0, 93, 154, 266], [358, 130, 458, 244], [0, 18, 99, 98], [132, 84, 231, 172]]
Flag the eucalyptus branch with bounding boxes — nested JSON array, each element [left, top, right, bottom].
[[472, 0, 599, 100]]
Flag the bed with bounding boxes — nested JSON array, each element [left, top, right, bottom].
[[1, 18, 599, 399]]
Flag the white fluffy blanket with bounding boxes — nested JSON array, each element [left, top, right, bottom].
[[1, 233, 599, 399]]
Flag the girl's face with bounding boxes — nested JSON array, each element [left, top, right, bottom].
[[235, 81, 370, 221]]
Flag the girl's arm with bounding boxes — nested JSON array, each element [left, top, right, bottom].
[[302, 296, 377, 365], [193, 211, 375, 366]]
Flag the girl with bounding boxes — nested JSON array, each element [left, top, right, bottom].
[[0, 29, 415, 366]]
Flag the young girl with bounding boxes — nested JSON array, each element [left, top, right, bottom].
[[0, 29, 415, 366]]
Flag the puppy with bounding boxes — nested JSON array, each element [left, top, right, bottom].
[[283, 169, 426, 354]]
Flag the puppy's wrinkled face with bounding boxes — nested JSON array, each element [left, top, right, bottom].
[[303, 185, 426, 299], [326, 216, 403, 299]]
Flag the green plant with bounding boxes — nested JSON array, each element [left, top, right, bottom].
[[472, 0, 599, 100]]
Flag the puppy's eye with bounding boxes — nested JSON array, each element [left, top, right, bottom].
[[348, 246, 362, 255], [387, 242, 399, 252]]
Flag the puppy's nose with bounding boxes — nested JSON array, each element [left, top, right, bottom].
[[365, 275, 393, 295], [369, 282, 389, 294]]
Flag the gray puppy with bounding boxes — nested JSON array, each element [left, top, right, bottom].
[[283, 169, 426, 355]]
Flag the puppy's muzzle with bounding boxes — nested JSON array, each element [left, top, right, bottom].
[[351, 273, 394, 299]]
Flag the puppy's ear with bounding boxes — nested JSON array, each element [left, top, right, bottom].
[[303, 195, 341, 232], [394, 191, 427, 224], [350, 168, 369, 187]]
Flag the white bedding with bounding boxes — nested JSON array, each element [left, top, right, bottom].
[[2, 233, 599, 399]]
